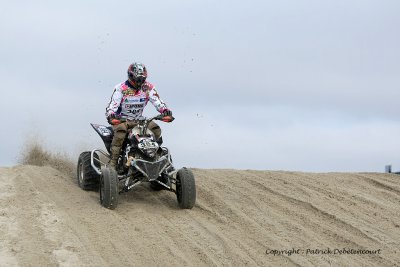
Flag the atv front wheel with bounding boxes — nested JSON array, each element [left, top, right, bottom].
[[77, 151, 100, 191], [176, 168, 196, 209], [99, 167, 119, 210]]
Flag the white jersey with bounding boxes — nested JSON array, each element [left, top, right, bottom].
[[106, 80, 168, 120]]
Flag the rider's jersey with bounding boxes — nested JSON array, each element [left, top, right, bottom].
[[105, 80, 168, 120]]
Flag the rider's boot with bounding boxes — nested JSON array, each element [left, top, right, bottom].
[[109, 146, 121, 170]]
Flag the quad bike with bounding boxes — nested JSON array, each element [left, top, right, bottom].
[[76, 114, 196, 210]]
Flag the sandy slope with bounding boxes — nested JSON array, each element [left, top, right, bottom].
[[0, 165, 399, 266]]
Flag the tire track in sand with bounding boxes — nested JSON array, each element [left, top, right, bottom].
[[1, 166, 399, 266]]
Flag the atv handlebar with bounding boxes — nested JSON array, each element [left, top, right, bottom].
[[110, 114, 175, 125]]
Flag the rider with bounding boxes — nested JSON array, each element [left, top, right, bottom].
[[105, 62, 172, 168]]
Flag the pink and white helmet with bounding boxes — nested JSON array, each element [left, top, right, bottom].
[[127, 62, 148, 86]]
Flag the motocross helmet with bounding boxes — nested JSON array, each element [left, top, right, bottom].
[[127, 62, 147, 86]]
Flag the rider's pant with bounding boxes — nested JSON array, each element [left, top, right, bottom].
[[110, 121, 161, 165]]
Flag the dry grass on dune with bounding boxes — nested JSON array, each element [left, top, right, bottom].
[[18, 141, 75, 178]]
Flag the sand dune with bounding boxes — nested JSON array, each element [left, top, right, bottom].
[[0, 165, 399, 266]]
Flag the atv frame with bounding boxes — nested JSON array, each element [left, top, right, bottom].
[[89, 148, 179, 193]]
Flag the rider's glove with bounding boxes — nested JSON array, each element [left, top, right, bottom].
[[161, 109, 174, 122], [162, 109, 172, 117], [107, 113, 121, 125]]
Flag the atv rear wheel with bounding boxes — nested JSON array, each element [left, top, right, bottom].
[[77, 151, 100, 191], [99, 167, 119, 210], [176, 168, 196, 209]]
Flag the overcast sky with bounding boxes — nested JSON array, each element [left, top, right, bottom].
[[1, 0, 399, 172]]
